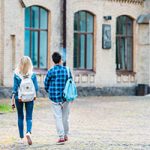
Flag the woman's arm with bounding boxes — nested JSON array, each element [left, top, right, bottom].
[[32, 73, 39, 92], [12, 74, 20, 96], [11, 74, 20, 108]]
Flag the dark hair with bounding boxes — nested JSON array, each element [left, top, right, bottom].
[[52, 52, 61, 64]]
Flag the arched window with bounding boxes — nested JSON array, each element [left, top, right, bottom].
[[25, 6, 48, 69], [74, 11, 94, 70], [116, 15, 133, 71]]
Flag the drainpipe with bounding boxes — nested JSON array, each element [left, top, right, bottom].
[[149, 20, 150, 89], [62, 0, 66, 66]]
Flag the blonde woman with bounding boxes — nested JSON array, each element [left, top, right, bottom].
[[12, 56, 38, 145]]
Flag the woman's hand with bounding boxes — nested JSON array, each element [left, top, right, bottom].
[[12, 104, 15, 110], [11, 94, 15, 110]]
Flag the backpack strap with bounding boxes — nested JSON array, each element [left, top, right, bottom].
[[66, 67, 70, 78], [17, 72, 33, 80]]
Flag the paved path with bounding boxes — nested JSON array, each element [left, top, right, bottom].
[[1, 96, 150, 150]]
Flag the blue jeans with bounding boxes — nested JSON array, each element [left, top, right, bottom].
[[15, 99, 34, 138]]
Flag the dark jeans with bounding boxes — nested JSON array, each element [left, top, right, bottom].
[[15, 99, 34, 138]]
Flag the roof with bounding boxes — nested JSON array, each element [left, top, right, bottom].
[[108, 0, 144, 5], [137, 14, 150, 24]]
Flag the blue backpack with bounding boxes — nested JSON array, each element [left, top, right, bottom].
[[63, 67, 78, 102]]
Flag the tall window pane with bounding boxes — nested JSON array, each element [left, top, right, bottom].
[[87, 34, 93, 69], [40, 31, 47, 68], [74, 13, 79, 32], [79, 12, 86, 32], [25, 6, 48, 69], [116, 37, 119, 69], [31, 31, 38, 68], [87, 14, 93, 32], [24, 30, 30, 56], [120, 37, 125, 69], [74, 33, 78, 68], [74, 11, 94, 70], [127, 18, 133, 36], [25, 8, 30, 28], [127, 38, 133, 70], [116, 15, 133, 71], [118, 16, 126, 35], [40, 8, 48, 29], [31, 6, 39, 29], [80, 34, 85, 69]]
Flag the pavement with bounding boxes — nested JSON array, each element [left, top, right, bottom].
[[1, 96, 150, 150]]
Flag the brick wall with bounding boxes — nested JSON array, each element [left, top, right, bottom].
[[1, 0, 61, 86], [0, 0, 149, 89], [66, 0, 143, 87]]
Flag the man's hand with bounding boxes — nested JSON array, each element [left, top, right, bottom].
[[18, 99, 22, 102], [34, 97, 36, 101]]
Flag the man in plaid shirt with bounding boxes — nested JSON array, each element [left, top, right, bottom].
[[44, 52, 72, 145]]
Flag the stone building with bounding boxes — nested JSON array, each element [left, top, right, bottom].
[[0, 0, 149, 96]]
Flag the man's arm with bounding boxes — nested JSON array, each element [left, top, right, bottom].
[[44, 70, 51, 93]]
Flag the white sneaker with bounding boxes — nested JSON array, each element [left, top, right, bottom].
[[26, 132, 32, 145], [17, 138, 25, 144]]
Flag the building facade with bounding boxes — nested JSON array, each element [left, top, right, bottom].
[[0, 0, 150, 95]]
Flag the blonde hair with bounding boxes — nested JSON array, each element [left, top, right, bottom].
[[16, 56, 33, 75]]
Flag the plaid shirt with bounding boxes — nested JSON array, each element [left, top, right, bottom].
[[44, 65, 71, 103]]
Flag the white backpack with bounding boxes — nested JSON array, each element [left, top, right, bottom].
[[18, 74, 36, 102]]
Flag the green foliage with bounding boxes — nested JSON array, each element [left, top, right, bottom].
[[0, 104, 12, 113]]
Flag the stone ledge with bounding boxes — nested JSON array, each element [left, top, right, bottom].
[[0, 87, 12, 99], [0, 86, 136, 99], [0, 86, 48, 99], [77, 86, 136, 96]]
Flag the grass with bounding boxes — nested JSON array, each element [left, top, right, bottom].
[[0, 104, 12, 113]]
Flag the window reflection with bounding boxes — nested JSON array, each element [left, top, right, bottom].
[[74, 11, 94, 70], [116, 15, 133, 71], [25, 6, 48, 69]]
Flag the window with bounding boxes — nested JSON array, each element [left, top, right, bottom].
[[116, 15, 133, 72], [74, 11, 94, 70], [25, 6, 48, 69]]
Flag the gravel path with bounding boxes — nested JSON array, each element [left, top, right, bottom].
[[1, 96, 150, 150]]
